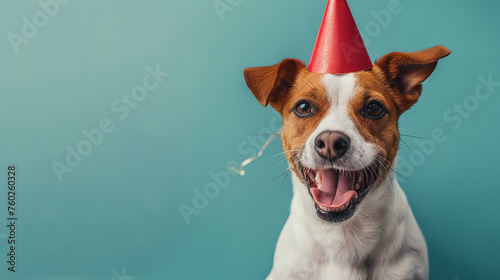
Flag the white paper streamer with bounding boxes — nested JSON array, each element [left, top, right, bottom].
[[231, 131, 281, 176]]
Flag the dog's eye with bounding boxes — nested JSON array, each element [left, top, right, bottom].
[[294, 101, 315, 117], [364, 101, 386, 119]]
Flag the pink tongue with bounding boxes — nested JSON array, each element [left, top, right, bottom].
[[311, 169, 357, 208]]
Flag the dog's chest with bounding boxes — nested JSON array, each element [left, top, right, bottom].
[[272, 224, 374, 280], [280, 257, 367, 280]]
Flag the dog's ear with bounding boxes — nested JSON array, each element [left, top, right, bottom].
[[244, 58, 306, 108], [375, 45, 451, 114]]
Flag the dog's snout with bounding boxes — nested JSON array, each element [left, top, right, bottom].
[[315, 131, 350, 161]]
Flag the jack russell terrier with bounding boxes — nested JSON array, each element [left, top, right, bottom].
[[244, 45, 450, 279]]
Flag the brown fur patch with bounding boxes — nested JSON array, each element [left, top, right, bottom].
[[244, 59, 330, 178], [374, 45, 451, 115], [276, 69, 330, 177], [351, 69, 400, 179], [349, 46, 450, 180]]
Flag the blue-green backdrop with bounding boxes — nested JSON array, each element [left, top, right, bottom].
[[0, 0, 499, 279]]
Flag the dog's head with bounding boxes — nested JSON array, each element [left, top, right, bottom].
[[244, 46, 450, 223]]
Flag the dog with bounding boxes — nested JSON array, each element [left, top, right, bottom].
[[244, 45, 450, 280]]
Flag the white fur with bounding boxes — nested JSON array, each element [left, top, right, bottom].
[[266, 74, 429, 280]]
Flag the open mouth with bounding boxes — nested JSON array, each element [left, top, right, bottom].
[[303, 163, 380, 223]]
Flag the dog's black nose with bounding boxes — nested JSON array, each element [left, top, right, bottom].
[[315, 131, 350, 161]]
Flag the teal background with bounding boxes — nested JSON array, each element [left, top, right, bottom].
[[0, 0, 499, 279]]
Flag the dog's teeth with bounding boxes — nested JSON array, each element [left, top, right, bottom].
[[320, 201, 350, 212], [354, 183, 361, 191], [341, 202, 349, 211]]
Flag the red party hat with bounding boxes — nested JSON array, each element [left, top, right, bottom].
[[308, 0, 373, 74]]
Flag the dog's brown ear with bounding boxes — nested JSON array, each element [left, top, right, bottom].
[[244, 58, 306, 108], [375, 45, 451, 114]]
